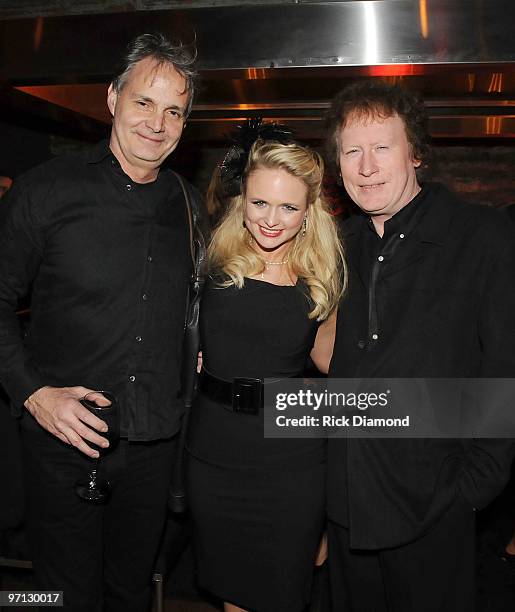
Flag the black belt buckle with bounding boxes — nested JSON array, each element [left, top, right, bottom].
[[232, 377, 262, 414]]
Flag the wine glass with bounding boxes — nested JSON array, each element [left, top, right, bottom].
[[75, 391, 120, 503]]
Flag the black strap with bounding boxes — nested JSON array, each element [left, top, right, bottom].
[[171, 172, 206, 405], [169, 172, 207, 513], [172, 171, 196, 269]]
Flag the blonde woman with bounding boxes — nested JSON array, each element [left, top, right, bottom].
[[187, 122, 345, 612]]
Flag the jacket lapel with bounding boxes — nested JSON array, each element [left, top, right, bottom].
[[342, 214, 367, 289]]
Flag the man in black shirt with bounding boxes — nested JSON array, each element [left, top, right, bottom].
[[0, 33, 202, 611], [325, 81, 515, 611]]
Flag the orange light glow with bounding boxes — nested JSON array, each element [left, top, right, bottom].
[[487, 73, 503, 93], [485, 116, 502, 135], [467, 73, 476, 93], [367, 65, 425, 77], [246, 68, 267, 80], [34, 16, 44, 51], [15, 84, 111, 123], [419, 0, 429, 39]]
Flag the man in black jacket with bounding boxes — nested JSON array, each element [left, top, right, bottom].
[[325, 80, 515, 611], [0, 33, 203, 611]]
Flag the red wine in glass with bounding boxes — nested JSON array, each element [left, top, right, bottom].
[[75, 391, 120, 503]]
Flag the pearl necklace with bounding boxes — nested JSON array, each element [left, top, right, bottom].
[[261, 259, 289, 279]]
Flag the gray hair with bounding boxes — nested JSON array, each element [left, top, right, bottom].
[[112, 33, 197, 116]]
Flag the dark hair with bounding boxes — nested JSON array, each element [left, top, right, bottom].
[[325, 80, 430, 172], [112, 33, 197, 116]]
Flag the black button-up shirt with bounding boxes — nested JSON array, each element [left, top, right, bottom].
[[0, 141, 192, 440], [359, 185, 431, 350]]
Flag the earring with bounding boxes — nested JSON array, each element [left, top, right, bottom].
[[301, 215, 307, 237]]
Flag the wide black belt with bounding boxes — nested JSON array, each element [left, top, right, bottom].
[[199, 369, 264, 415]]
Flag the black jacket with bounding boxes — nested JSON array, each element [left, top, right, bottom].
[[329, 183, 515, 549]]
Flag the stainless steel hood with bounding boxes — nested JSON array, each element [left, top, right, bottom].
[[0, 0, 514, 142]]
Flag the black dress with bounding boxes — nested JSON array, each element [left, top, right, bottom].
[[187, 277, 326, 612]]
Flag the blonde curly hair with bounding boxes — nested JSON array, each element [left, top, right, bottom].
[[208, 139, 346, 320]]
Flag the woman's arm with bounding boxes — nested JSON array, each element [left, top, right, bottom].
[[310, 311, 337, 374]]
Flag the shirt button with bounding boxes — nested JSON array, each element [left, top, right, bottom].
[[142, 293, 148, 301], [378, 255, 384, 262], [399, 233, 405, 239], [358, 340, 366, 349], [129, 375, 136, 382], [147, 255, 153, 262], [126, 184, 132, 191], [135, 336, 142, 342], [372, 334, 379, 340]]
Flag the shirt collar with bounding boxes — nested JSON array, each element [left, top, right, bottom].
[[85, 138, 172, 185], [365, 183, 430, 240], [84, 139, 115, 164]]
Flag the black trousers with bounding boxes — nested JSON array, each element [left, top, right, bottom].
[[328, 496, 476, 612], [21, 414, 177, 612]]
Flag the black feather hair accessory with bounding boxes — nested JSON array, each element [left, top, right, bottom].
[[219, 118, 294, 198]]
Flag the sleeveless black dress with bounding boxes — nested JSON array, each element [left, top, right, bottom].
[[187, 277, 326, 612]]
